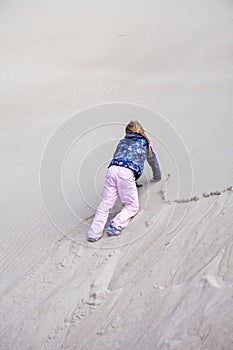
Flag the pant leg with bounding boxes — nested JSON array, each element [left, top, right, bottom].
[[88, 167, 119, 239], [111, 167, 139, 230]]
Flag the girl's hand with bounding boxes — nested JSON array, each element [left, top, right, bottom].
[[150, 178, 161, 183]]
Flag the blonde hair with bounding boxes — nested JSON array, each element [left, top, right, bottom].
[[125, 120, 152, 158]]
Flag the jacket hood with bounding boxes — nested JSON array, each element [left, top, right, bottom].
[[125, 133, 145, 140]]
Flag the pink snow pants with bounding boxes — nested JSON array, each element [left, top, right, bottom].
[[88, 166, 139, 239]]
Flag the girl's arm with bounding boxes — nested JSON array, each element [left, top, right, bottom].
[[147, 147, 161, 181]]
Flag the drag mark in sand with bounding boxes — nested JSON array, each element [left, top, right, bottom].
[[88, 250, 123, 306], [162, 185, 233, 205]]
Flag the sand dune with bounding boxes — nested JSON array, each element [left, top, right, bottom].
[[0, 0, 233, 349]]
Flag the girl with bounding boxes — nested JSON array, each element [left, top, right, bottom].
[[87, 120, 161, 242]]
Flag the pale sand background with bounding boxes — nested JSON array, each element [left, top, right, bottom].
[[0, 0, 233, 349]]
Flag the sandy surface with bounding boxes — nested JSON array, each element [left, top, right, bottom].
[[0, 0, 233, 349]]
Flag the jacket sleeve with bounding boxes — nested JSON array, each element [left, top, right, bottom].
[[147, 147, 161, 181]]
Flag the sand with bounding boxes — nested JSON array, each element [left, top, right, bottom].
[[0, 0, 233, 349]]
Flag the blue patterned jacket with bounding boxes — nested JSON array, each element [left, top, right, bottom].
[[108, 133, 161, 180]]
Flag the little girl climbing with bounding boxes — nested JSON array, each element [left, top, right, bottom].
[[87, 120, 161, 242]]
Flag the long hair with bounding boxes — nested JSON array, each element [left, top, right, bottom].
[[125, 120, 152, 158]]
